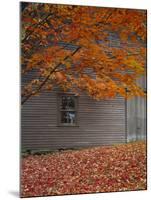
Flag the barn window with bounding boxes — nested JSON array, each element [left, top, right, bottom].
[[58, 94, 78, 126]]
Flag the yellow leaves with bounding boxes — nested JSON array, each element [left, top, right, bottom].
[[26, 53, 42, 70], [78, 38, 89, 48], [25, 46, 71, 71], [31, 79, 40, 85], [22, 79, 41, 97], [131, 35, 137, 42], [55, 72, 66, 83], [44, 4, 50, 12], [44, 84, 53, 90], [118, 87, 127, 97], [97, 82, 106, 90], [107, 90, 116, 98], [120, 31, 128, 41], [61, 60, 71, 69], [138, 88, 145, 97], [125, 58, 144, 74], [65, 62, 71, 69], [140, 47, 146, 56]]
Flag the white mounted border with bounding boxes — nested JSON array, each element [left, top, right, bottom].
[[0, 1, 150, 200]]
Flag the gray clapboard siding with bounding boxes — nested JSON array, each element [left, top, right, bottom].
[[126, 75, 147, 142], [21, 90, 126, 150], [126, 96, 146, 142]]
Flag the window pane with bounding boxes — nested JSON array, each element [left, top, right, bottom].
[[61, 96, 75, 109], [61, 111, 76, 124]]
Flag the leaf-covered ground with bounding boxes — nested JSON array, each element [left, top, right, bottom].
[[21, 141, 147, 197]]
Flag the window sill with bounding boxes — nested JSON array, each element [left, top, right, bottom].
[[57, 124, 79, 127]]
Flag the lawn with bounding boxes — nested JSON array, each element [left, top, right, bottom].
[[21, 141, 147, 197]]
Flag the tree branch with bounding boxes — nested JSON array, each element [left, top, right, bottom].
[[21, 46, 81, 105]]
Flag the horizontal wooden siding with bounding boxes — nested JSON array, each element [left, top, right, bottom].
[[21, 90, 126, 150]]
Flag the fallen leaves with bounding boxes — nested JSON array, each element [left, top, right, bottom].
[[21, 141, 147, 197]]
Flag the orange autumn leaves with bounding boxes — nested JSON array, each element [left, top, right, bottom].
[[21, 3, 146, 104], [21, 141, 146, 197]]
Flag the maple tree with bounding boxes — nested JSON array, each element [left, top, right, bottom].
[[21, 3, 147, 105]]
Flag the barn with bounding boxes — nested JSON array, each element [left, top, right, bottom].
[[21, 40, 146, 152]]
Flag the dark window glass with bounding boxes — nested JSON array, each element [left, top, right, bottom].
[[61, 96, 75, 109], [61, 111, 76, 124]]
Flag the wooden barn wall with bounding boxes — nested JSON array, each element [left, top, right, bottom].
[[126, 96, 146, 142], [126, 76, 147, 142], [21, 91, 126, 151]]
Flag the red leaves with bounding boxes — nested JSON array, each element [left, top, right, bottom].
[[21, 141, 147, 197]]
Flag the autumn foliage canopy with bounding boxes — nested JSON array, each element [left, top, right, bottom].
[[21, 3, 146, 105]]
